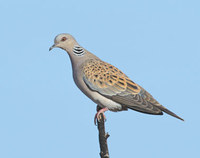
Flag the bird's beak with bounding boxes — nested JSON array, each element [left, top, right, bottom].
[[49, 44, 56, 51]]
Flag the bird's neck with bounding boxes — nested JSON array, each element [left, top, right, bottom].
[[64, 42, 101, 73]]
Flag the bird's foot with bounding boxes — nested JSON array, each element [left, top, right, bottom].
[[94, 107, 108, 125]]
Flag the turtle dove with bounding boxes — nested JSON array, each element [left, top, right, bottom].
[[49, 33, 184, 123]]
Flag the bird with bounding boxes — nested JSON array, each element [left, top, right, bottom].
[[49, 33, 184, 123]]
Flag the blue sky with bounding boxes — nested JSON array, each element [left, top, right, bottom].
[[0, 0, 200, 157]]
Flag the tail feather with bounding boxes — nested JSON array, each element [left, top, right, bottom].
[[158, 106, 184, 121]]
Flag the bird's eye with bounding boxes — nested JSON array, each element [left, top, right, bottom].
[[61, 37, 67, 41]]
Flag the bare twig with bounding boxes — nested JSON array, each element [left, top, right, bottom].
[[97, 105, 110, 158]]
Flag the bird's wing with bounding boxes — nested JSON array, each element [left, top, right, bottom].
[[82, 59, 162, 114]]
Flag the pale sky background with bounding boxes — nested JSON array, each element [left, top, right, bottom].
[[0, 0, 200, 158]]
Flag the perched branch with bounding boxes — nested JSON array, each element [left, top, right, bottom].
[[97, 105, 110, 158]]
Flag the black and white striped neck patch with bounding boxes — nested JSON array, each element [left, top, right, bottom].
[[73, 45, 85, 56]]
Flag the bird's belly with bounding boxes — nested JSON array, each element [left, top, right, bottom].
[[74, 75, 122, 111], [90, 91, 123, 112]]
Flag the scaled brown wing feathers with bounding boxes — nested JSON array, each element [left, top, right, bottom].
[[82, 59, 163, 115]]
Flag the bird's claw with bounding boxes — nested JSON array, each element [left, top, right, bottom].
[[94, 107, 108, 125]]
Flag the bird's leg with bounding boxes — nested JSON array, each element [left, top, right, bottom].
[[94, 106, 108, 125]]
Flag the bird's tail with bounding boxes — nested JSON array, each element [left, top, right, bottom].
[[158, 106, 184, 121]]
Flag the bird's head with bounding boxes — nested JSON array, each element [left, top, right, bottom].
[[49, 33, 78, 52]]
